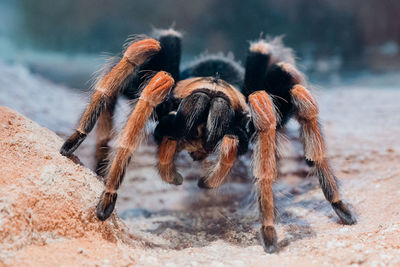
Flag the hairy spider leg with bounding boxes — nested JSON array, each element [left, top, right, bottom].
[[157, 137, 183, 185], [152, 28, 182, 81], [95, 95, 117, 176], [249, 91, 278, 254], [243, 43, 270, 97], [243, 39, 303, 127], [96, 71, 174, 221], [94, 29, 183, 175], [198, 135, 238, 189], [60, 38, 161, 157], [290, 84, 356, 225]]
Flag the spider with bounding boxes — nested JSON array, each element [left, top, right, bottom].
[[60, 28, 356, 253]]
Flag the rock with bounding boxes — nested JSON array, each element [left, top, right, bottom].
[[0, 106, 136, 266]]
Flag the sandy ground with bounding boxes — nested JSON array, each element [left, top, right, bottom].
[[0, 62, 399, 266]]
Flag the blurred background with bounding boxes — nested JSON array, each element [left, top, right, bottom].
[[1, 0, 399, 89]]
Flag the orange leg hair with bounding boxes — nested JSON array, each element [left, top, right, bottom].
[[95, 95, 117, 176], [248, 90, 278, 253], [60, 38, 161, 157], [157, 137, 183, 185], [291, 85, 356, 225], [96, 71, 174, 221], [198, 135, 238, 189]]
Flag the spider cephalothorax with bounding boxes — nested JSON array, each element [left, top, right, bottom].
[[60, 28, 356, 253]]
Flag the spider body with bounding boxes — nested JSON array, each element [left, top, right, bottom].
[[60, 29, 356, 253]]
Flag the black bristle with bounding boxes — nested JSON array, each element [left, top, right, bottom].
[[243, 51, 270, 97], [181, 54, 244, 88], [264, 64, 296, 127]]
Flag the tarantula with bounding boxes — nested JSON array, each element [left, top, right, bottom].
[[60, 28, 356, 253]]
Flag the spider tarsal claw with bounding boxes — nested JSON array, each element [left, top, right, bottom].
[[197, 177, 212, 189], [260, 226, 278, 254], [165, 172, 183, 185], [60, 131, 87, 156], [332, 201, 357, 225], [96, 191, 118, 221], [172, 172, 183, 185]]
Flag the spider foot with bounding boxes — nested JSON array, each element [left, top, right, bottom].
[[260, 226, 278, 254], [96, 191, 117, 221], [60, 131, 87, 156], [332, 200, 357, 225], [197, 177, 212, 189], [169, 172, 183, 185]]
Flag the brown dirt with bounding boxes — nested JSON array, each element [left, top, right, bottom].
[[0, 86, 400, 266]]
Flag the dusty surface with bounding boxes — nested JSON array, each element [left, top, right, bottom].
[[0, 62, 400, 266]]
